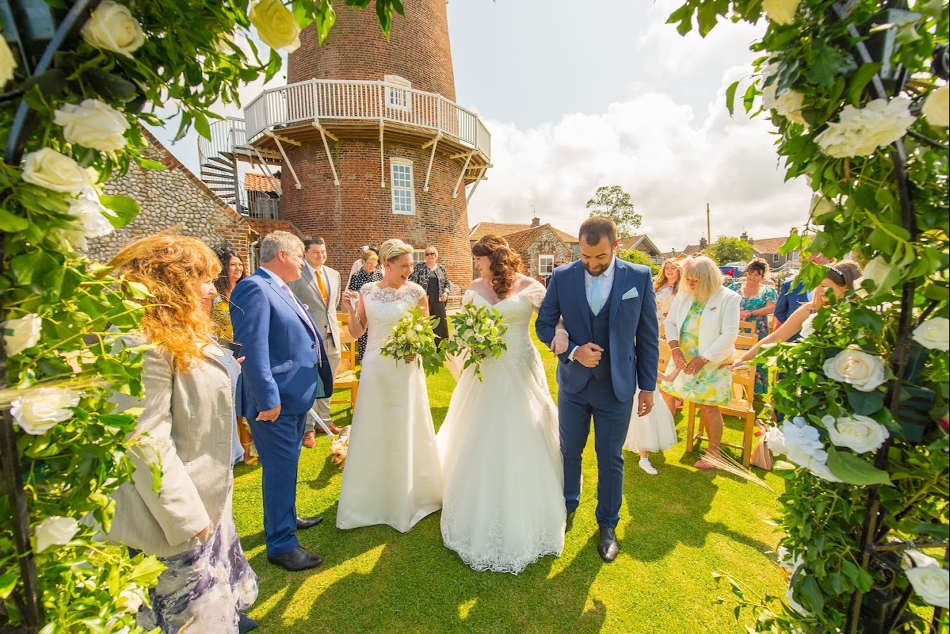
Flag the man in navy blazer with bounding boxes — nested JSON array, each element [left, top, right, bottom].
[[536, 216, 659, 563], [774, 255, 833, 343], [231, 231, 334, 571]]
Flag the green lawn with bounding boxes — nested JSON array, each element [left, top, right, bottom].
[[232, 323, 788, 633]]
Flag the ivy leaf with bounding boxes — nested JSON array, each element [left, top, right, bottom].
[[848, 63, 882, 105], [806, 44, 843, 88], [725, 80, 740, 116], [826, 447, 892, 486], [82, 67, 138, 103], [193, 111, 212, 141], [911, 522, 949, 540], [99, 195, 140, 228], [134, 156, 167, 171], [0, 206, 29, 232], [0, 573, 18, 600], [848, 390, 884, 416], [10, 250, 60, 286]]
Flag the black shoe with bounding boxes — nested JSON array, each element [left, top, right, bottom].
[[267, 546, 324, 571], [238, 613, 259, 633], [598, 527, 619, 563], [296, 515, 323, 530]]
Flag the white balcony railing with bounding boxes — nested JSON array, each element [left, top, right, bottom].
[[243, 79, 491, 161], [197, 116, 246, 165]]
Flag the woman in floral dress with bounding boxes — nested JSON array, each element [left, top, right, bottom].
[[347, 248, 383, 362], [728, 258, 777, 394]]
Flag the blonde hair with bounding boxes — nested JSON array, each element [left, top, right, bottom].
[[682, 256, 723, 303], [361, 248, 379, 263], [109, 235, 220, 372], [379, 238, 413, 263], [654, 258, 682, 292]]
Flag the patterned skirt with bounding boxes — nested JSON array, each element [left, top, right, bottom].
[[135, 496, 258, 633]]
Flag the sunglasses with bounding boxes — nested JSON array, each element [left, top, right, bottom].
[[425, 252, 436, 256]]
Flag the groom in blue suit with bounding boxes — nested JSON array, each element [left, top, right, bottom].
[[231, 231, 334, 571], [536, 216, 659, 563]]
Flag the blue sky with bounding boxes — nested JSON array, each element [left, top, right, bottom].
[[153, 0, 812, 253]]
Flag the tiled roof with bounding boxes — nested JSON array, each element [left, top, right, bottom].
[[503, 225, 553, 254], [470, 221, 579, 244], [244, 172, 280, 193], [749, 236, 793, 254], [681, 244, 704, 256], [619, 234, 663, 255], [243, 218, 303, 238]]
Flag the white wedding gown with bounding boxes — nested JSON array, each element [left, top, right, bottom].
[[336, 282, 442, 532], [437, 281, 565, 574]]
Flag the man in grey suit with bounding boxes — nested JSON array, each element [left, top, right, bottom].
[[289, 237, 342, 446]]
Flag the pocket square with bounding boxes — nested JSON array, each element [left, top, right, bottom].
[[621, 287, 639, 300]]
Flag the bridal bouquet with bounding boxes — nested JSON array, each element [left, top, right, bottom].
[[442, 304, 508, 381], [380, 307, 444, 376]]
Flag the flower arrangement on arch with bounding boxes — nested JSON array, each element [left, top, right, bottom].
[[442, 303, 509, 381]]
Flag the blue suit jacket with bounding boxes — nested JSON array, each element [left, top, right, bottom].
[[536, 259, 659, 402], [775, 277, 810, 343], [230, 269, 333, 418]]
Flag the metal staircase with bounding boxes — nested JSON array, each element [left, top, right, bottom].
[[198, 117, 282, 214]]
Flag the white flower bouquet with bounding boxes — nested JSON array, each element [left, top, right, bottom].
[[380, 307, 444, 376], [442, 303, 508, 381]]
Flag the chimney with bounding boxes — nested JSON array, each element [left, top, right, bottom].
[[699, 237, 707, 250], [740, 230, 749, 242], [531, 216, 540, 227]]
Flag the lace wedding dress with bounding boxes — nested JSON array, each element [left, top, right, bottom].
[[336, 282, 442, 532], [437, 280, 566, 574]]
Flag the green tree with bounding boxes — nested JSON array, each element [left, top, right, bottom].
[[618, 248, 659, 275], [707, 235, 754, 265], [585, 185, 642, 238]]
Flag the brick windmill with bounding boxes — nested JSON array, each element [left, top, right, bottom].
[[199, 1, 491, 282]]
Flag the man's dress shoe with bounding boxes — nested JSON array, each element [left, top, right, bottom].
[[598, 527, 619, 563], [296, 515, 323, 530], [302, 431, 316, 448], [267, 546, 324, 571]]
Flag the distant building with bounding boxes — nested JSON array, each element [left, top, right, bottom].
[[469, 217, 579, 281], [618, 234, 665, 264], [673, 232, 800, 270]]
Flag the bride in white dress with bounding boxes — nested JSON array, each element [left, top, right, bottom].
[[438, 235, 566, 574], [337, 239, 442, 532]]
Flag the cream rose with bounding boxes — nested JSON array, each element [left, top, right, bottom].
[[117, 586, 145, 613], [781, 418, 841, 482], [11, 387, 81, 435], [762, 77, 807, 125], [64, 194, 115, 249], [21, 148, 90, 194], [912, 317, 949, 352], [922, 84, 949, 127], [3, 313, 42, 356], [823, 348, 887, 392], [54, 99, 130, 153], [249, 0, 301, 54], [0, 36, 16, 88], [824, 414, 889, 454], [34, 516, 79, 553], [81, 0, 145, 58], [906, 566, 949, 608], [815, 98, 916, 158], [762, 0, 801, 24]]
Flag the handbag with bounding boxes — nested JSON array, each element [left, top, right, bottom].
[[750, 421, 773, 470]]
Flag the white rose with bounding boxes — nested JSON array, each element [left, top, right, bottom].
[[762, 0, 801, 24], [2, 313, 42, 355], [0, 36, 16, 88], [11, 387, 81, 435], [54, 99, 130, 153], [922, 84, 949, 128], [799, 313, 817, 339], [905, 566, 949, 608], [117, 586, 144, 613], [763, 80, 807, 125], [764, 425, 786, 455], [21, 148, 90, 194], [81, 0, 145, 58], [64, 193, 115, 249], [782, 418, 842, 482], [823, 347, 887, 392], [903, 549, 941, 570], [249, 0, 301, 54], [912, 318, 949, 352], [34, 516, 79, 553], [414, 324, 423, 332], [825, 413, 889, 454], [862, 256, 892, 292], [815, 98, 916, 158]]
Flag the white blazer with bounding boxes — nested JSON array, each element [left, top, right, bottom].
[[664, 286, 740, 364]]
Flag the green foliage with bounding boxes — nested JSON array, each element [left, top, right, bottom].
[[380, 306, 445, 376], [668, 0, 949, 630], [441, 303, 508, 381], [618, 248, 660, 275], [707, 235, 755, 265], [585, 185, 642, 238]]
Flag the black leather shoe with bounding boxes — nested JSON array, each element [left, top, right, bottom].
[[238, 613, 259, 633], [267, 546, 324, 571], [296, 515, 323, 530], [598, 527, 619, 563]]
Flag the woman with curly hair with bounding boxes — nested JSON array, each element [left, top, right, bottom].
[[437, 234, 567, 574], [105, 235, 258, 633]]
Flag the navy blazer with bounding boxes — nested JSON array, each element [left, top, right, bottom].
[[230, 269, 333, 417], [775, 277, 810, 343], [536, 259, 659, 402]]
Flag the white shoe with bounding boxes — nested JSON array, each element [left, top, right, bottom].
[[639, 458, 658, 475]]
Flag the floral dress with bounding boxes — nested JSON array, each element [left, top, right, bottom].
[[211, 295, 233, 341], [662, 299, 732, 406], [655, 285, 677, 337], [728, 282, 778, 393], [348, 267, 383, 361]]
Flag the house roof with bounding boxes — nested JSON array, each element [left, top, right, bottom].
[[244, 172, 280, 193], [619, 234, 663, 256], [749, 236, 793, 255], [470, 221, 578, 244], [680, 244, 704, 256], [502, 224, 570, 255]]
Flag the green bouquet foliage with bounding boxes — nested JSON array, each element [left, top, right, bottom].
[[380, 307, 445, 376], [442, 303, 509, 381]]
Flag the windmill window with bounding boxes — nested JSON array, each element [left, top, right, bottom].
[[385, 75, 412, 111], [391, 158, 415, 215]]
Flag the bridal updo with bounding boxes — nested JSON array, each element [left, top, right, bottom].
[[379, 238, 413, 263], [472, 234, 523, 299]]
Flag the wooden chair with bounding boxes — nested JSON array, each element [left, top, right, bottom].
[[684, 364, 757, 467], [739, 320, 757, 338], [331, 329, 359, 410]]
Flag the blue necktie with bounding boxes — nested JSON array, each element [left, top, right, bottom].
[[591, 275, 604, 314]]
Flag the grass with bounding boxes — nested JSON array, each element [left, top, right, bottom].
[[231, 320, 789, 633]]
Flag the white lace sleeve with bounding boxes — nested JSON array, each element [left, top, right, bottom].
[[407, 282, 426, 303], [462, 289, 478, 306], [523, 279, 547, 309]]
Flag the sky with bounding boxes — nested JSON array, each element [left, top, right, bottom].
[[152, 0, 814, 254]]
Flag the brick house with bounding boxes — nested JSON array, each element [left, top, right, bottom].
[[618, 234, 665, 264], [674, 232, 801, 269], [468, 217, 578, 282]]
